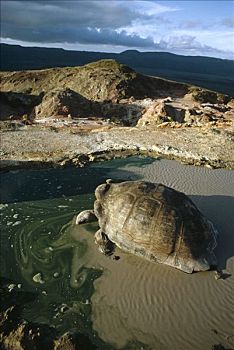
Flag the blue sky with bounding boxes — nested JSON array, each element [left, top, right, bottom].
[[1, 0, 234, 58]]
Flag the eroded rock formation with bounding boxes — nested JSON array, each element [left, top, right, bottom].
[[0, 59, 233, 129]]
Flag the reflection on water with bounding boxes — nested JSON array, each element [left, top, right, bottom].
[[1, 155, 155, 204], [0, 156, 234, 350]]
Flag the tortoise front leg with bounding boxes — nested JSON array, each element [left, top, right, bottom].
[[95, 229, 115, 256], [76, 210, 97, 225]]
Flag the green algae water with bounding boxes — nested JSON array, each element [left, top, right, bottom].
[[1, 157, 234, 350], [0, 157, 154, 349]]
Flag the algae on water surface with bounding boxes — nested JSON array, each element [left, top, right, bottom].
[[0, 157, 155, 349]]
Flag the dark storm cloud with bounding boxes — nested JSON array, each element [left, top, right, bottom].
[[2, 1, 134, 28], [2, 0, 139, 28], [2, 22, 156, 48], [1, 0, 155, 48]]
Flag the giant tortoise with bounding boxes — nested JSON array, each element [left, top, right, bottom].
[[76, 180, 218, 273]]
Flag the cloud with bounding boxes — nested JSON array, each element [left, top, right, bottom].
[[126, 1, 179, 16], [2, 21, 156, 47], [221, 18, 234, 28], [78, 29, 156, 48], [1, 0, 176, 35], [1, 0, 177, 43], [159, 35, 204, 50], [1, 1, 138, 29], [179, 17, 234, 30], [179, 20, 205, 29], [157, 35, 234, 59], [1, 0, 233, 59]]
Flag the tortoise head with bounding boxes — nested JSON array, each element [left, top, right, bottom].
[[94, 180, 113, 220], [95, 179, 113, 201]]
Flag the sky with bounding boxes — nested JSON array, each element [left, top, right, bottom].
[[1, 0, 234, 59]]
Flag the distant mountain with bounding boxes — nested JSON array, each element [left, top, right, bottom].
[[1, 44, 234, 96]]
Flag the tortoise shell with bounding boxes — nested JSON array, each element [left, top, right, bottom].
[[94, 180, 218, 273]]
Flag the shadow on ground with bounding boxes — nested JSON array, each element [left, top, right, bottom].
[[190, 195, 234, 272]]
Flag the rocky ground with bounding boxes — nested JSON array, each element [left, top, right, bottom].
[[0, 281, 97, 350], [0, 123, 234, 171]]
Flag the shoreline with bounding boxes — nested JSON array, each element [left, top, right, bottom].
[[1, 125, 234, 171]]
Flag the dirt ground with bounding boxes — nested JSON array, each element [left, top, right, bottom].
[[0, 123, 233, 170]]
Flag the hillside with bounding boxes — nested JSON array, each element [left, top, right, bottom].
[[1, 44, 234, 96], [1, 59, 233, 131], [0, 59, 188, 102], [0, 59, 187, 123]]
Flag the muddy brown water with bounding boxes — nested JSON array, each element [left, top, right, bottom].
[[0, 157, 234, 349]]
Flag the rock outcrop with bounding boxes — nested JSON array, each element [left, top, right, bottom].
[[0, 91, 41, 120], [137, 97, 234, 128], [137, 98, 185, 126], [190, 88, 230, 104], [32, 88, 96, 119]]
